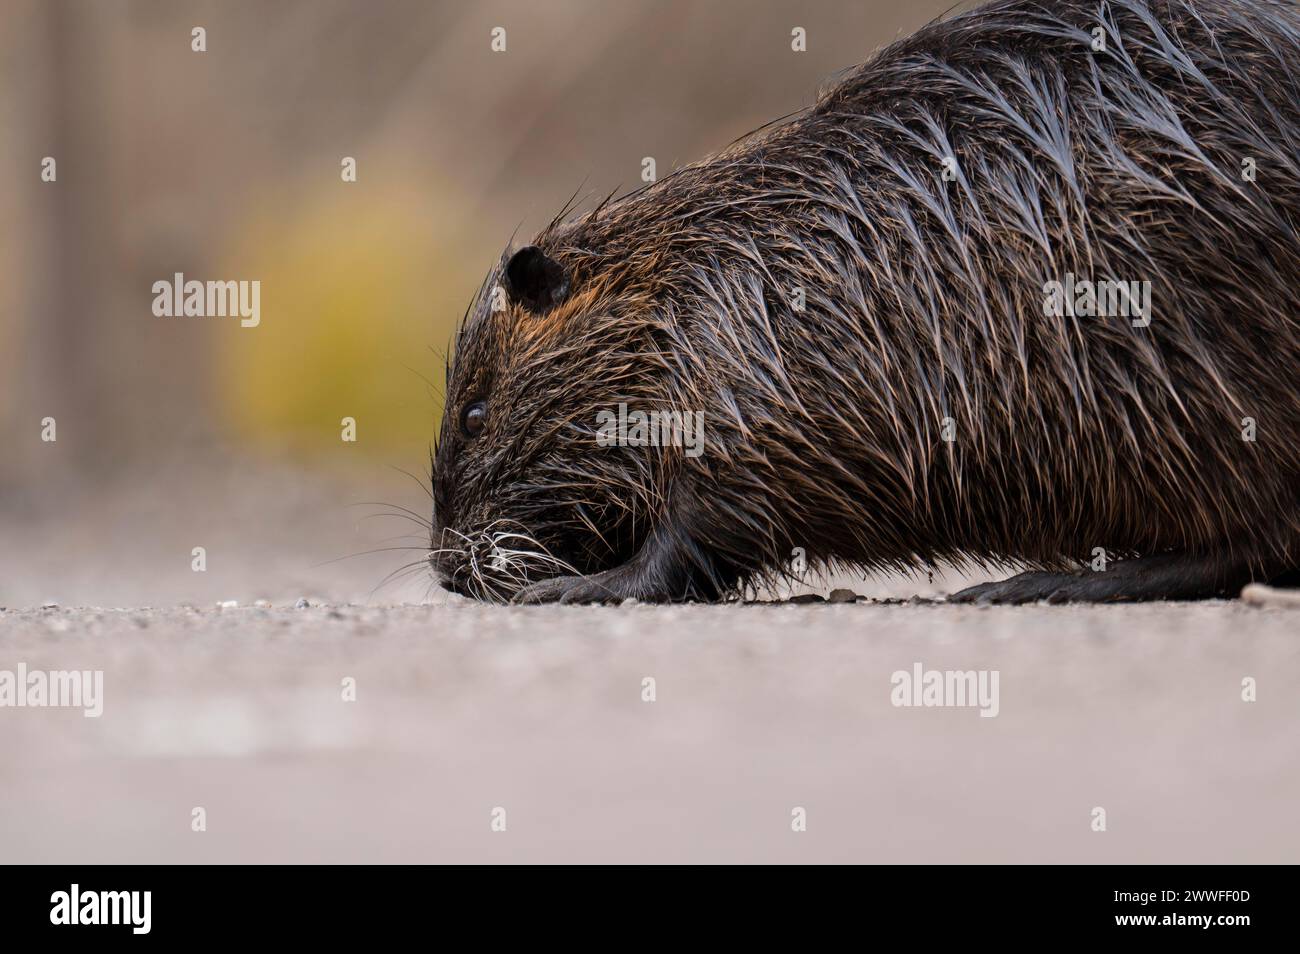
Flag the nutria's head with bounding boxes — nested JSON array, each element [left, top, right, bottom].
[[430, 240, 678, 601]]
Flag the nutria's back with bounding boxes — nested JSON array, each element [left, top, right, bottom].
[[434, 0, 1300, 604]]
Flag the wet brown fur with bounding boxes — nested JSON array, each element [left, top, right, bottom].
[[432, 0, 1300, 603]]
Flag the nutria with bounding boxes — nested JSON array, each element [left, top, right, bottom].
[[430, 0, 1300, 604]]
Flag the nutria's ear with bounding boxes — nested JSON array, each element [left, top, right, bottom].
[[504, 245, 569, 313]]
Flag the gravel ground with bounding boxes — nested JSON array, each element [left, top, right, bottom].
[[2, 596, 1297, 863], [2, 459, 1295, 862]]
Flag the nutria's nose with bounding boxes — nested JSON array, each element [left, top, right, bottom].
[[428, 544, 463, 596], [437, 574, 473, 597]]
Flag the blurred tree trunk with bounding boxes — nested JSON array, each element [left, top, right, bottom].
[[31, 0, 115, 472]]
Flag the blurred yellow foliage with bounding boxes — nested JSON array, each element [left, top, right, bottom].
[[219, 186, 482, 461]]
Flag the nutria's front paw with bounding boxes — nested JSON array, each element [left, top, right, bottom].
[[512, 567, 665, 605], [512, 574, 607, 604]]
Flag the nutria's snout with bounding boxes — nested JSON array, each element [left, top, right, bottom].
[[429, 547, 471, 597], [436, 575, 472, 597], [428, 524, 508, 601], [428, 510, 592, 603]]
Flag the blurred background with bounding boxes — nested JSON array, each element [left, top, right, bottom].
[[0, 0, 962, 607]]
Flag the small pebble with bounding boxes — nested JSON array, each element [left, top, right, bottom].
[[253, 599, 272, 609], [217, 600, 238, 610], [787, 593, 825, 604], [1241, 583, 1300, 607], [294, 598, 311, 609], [41, 601, 60, 610], [828, 588, 861, 603]]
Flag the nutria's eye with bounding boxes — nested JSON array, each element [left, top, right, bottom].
[[462, 401, 487, 438]]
